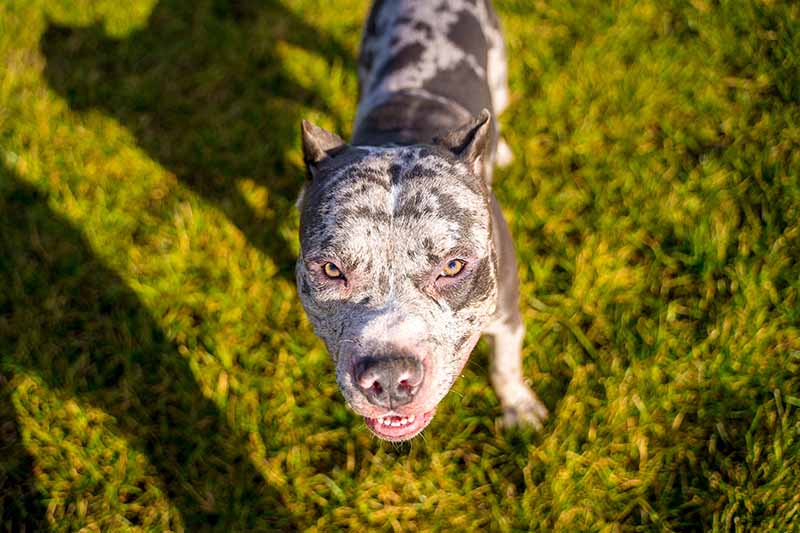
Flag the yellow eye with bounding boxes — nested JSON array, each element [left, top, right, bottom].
[[323, 262, 343, 279], [441, 259, 466, 277]]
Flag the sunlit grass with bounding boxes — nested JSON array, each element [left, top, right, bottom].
[[1, 0, 799, 530]]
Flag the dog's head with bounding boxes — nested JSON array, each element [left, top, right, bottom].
[[295, 111, 498, 441]]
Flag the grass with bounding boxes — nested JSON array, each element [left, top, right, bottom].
[[1, 0, 799, 530]]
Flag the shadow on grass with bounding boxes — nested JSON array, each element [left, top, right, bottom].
[[0, 372, 47, 533], [41, 0, 356, 280], [0, 171, 294, 529]]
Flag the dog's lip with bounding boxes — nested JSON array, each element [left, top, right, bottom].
[[364, 409, 436, 442]]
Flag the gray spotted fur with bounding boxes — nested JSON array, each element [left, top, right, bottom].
[[296, 0, 546, 438]]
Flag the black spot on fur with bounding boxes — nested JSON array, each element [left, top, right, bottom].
[[395, 190, 435, 221], [371, 42, 426, 92], [389, 164, 403, 186], [353, 172, 391, 192], [413, 21, 433, 40], [447, 10, 487, 71], [338, 206, 391, 225], [404, 163, 437, 182], [422, 58, 491, 118], [378, 270, 390, 290], [416, 186, 478, 237]]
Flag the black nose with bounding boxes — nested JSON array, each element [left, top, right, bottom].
[[354, 356, 424, 408]]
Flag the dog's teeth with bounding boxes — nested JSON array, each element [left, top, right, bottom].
[[409, 415, 416, 423], [391, 420, 400, 427], [383, 418, 391, 426], [400, 418, 408, 425], [377, 417, 384, 425]]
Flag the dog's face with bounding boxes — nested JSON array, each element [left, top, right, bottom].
[[295, 113, 498, 441]]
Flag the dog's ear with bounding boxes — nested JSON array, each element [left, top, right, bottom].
[[301, 120, 348, 179], [434, 108, 493, 178]]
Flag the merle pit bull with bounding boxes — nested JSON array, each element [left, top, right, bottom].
[[296, 0, 548, 441]]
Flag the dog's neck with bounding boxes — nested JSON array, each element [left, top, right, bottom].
[[351, 89, 474, 147]]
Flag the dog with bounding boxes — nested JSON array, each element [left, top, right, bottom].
[[295, 0, 547, 442]]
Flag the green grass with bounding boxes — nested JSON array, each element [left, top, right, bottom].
[[1, 0, 799, 530]]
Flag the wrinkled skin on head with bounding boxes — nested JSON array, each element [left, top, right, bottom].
[[295, 133, 499, 440]]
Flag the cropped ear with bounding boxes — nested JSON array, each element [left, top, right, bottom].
[[434, 108, 493, 178], [301, 120, 347, 179]]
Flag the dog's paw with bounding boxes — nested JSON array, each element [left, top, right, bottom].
[[501, 384, 548, 431]]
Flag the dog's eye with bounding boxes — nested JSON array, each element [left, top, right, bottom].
[[322, 262, 344, 279], [440, 259, 466, 277]]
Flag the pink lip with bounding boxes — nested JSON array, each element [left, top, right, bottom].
[[364, 410, 436, 442]]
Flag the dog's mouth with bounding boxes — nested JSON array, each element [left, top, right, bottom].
[[364, 409, 436, 441]]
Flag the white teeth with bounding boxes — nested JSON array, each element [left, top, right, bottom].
[[374, 415, 419, 428]]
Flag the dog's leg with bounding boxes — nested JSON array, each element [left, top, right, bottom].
[[485, 198, 547, 430], [486, 317, 548, 431]]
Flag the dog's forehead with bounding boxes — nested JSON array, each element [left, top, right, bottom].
[[301, 146, 490, 264]]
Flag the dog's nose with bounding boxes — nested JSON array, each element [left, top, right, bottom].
[[354, 356, 423, 408]]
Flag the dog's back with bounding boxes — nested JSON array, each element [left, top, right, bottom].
[[353, 0, 508, 150]]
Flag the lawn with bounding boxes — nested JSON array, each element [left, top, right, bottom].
[[1, 0, 799, 530]]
